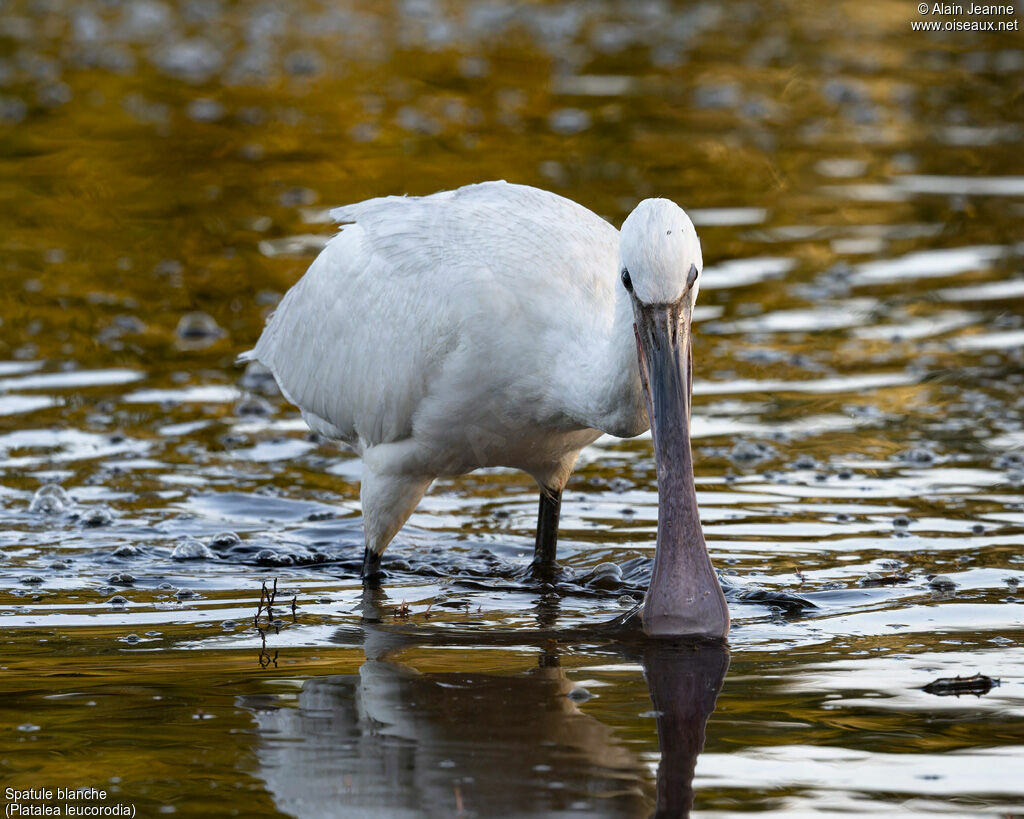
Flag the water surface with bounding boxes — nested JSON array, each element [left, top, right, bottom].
[[1, 0, 1023, 816]]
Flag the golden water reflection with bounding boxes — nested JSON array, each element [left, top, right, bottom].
[[1, 0, 1023, 815]]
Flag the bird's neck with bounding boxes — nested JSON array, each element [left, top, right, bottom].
[[581, 283, 648, 437]]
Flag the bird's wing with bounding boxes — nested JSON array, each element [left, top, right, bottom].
[[243, 181, 620, 450]]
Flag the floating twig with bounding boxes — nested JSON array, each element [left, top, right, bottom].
[[922, 673, 999, 697], [255, 577, 284, 668]]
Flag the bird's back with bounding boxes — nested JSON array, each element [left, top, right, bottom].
[[244, 181, 620, 456]]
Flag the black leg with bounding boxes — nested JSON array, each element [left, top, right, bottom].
[[532, 487, 562, 569], [361, 547, 382, 584]]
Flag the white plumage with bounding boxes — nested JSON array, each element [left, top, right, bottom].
[[244, 181, 648, 558], [243, 180, 729, 640]]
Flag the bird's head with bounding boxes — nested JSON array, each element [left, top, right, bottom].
[[619, 198, 729, 640], [619, 198, 703, 309]]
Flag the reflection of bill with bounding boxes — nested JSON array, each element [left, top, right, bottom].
[[247, 590, 729, 817], [645, 643, 730, 818]]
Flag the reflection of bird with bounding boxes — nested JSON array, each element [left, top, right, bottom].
[[248, 590, 728, 818], [243, 181, 727, 637]]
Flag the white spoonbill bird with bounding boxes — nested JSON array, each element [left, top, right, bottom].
[[242, 181, 728, 638]]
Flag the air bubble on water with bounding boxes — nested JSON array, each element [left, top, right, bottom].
[[566, 687, 593, 703], [171, 536, 215, 561], [176, 312, 224, 348], [209, 531, 241, 550], [80, 506, 114, 527], [30, 484, 73, 515], [581, 562, 623, 590], [928, 575, 956, 591]]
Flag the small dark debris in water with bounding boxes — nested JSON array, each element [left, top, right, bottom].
[[222, 620, 238, 631], [898, 447, 937, 465], [120, 633, 140, 644], [29, 484, 72, 515], [235, 395, 273, 417], [791, 455, 817, 469], [730, 586, 816, 614], [113, 544, 141, 558], [971, 523, 985, 534], [836, 513, 850, 522], [238, 361, 280, 396], [107, 573, 135, 586], [392, 601, 411, 618], [922, 673, 999, 697], [49, 561, 69, 570], [993, 452, 1023, 470], [306, 510, 335, 521], [893, 515, 912, 528], [860, 572, 911, 587], [436, 599, 473, 610], [608, 477, 631, 493], [838, 469, 853, 479], [928, 574, 956, 591], [730, 440, 776, 465]]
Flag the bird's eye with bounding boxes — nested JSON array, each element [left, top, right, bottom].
[[686, 264, 699, 289], [621, 268, 633, 292]]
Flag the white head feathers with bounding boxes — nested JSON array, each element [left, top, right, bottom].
[[619, 198, 703, 305]]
